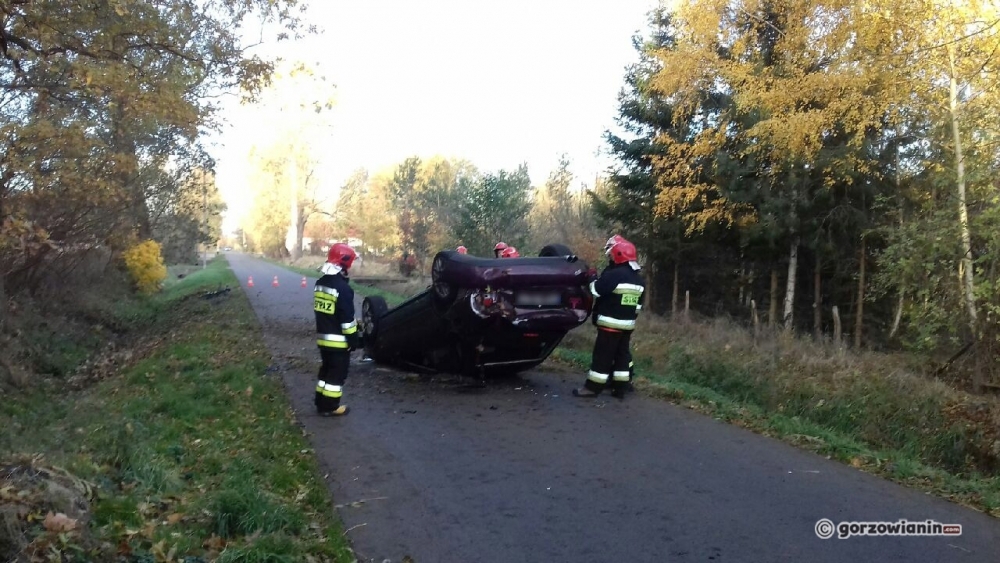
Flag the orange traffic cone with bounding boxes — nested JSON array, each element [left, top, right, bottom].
[[301, 277, 307, 288], [272, 276, 279, 287], [247, 276, 254, 287]]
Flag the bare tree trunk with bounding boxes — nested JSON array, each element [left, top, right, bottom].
[[854, 237, 866, 349], [672, 260, 679, 317], [890, 295, 904, 339], [751, 299, 760, 341], [645, 261, 656, 313], [783, 236, 799, 331], [948, 44, 977, 335], [738, 262, 745, 307], [288, 159, 302, 261], [768, 268, 779, 328], [745, 266, 755, 307], [813, 254, 822, 340], [890, 135, 904, 340], [0, 272, 6, 334], [684, 290, 690, 322], [296, 210, 307, 258], [0, 189, 6, 333], [832, 306, 842, 348]]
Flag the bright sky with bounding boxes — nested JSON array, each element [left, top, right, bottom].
[[209, 0, 662, 232]]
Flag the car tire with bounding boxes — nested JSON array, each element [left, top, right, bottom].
[[430, 252, 457, 309], [362, 296, 388, 361], [538, 243, 574, 257]]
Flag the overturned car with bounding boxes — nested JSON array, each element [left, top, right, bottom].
[[361, 245, 593, 377]]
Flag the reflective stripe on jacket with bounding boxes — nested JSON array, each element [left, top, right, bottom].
[[314, 273, 356, 348], [591, 263, 645, 332]]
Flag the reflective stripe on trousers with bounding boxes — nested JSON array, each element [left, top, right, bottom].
[[315, 380, 343, 398], [587, 370, 609, 384]]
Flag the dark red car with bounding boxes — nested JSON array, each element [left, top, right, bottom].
[[361, 245, 593, 378]]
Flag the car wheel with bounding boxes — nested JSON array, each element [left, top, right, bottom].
[[538, 243, 573, 257], [431, 252, 457, 308], [362, 296, 388, 360]]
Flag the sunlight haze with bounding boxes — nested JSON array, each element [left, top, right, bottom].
[[211, 0, 661, 232]]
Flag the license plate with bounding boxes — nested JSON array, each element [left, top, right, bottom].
[[515, 290, 562, 307]]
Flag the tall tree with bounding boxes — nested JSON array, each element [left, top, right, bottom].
[[453, 165, 533, 256], [530, 156, 606, 264], [0, 0, 307, 316], [332, 168, 400, 254]]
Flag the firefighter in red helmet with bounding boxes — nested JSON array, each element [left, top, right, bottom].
[[313, 242, 361, 416], [604, 234, 635, 388], [500, 246, 519, 258], [573, 236, 644, 399], [456, 246, 468, 254], [493, 242, 508, 258]]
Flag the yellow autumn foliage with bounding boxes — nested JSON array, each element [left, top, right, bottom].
[[123, 240, 167, 295]]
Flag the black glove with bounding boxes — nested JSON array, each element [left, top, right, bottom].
[[348, 332, 362, 351]]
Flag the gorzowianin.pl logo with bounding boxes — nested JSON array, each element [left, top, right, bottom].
[[815, 518, 962, 539]]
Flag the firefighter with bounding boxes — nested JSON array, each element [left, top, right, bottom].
[[493, 242, 508, 258], [603, 234, 637, 391], [573, 236, 644, 399], [500, 246, 519, 258], [314, 242, 362, 416], [456, 246, 468, 254]]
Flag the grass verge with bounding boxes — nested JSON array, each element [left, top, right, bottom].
[[0, 258, 353, 562]]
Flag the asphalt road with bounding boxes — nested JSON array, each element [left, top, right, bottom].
[[226, 252, 999, 563]]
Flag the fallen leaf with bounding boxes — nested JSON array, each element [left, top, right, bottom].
[[166, 512, 184, 524], [850, 457, 863, 468], [203, 534, 226, 550], [43, 512, 78, 532]]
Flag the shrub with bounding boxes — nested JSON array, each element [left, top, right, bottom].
[[123, 240, 167, 294]]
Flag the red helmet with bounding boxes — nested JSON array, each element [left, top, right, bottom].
[[456, 246, 468, 254], [604, 234, 626, 255], [327, 242, 357, 270], [608, 239, 637, 265], [493, 242, 508, 257], [500, 246, 519, 258]]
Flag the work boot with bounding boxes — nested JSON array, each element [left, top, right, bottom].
[[318, 405, 350, 417], [611, 388, 626, 400]]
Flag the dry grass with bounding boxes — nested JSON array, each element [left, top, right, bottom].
[[371, 278, 431, 298], [1, 250, 135, 390]]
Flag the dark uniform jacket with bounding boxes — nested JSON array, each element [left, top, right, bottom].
[[590, 262, 645, 331], [314, 272, 359, 350]]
